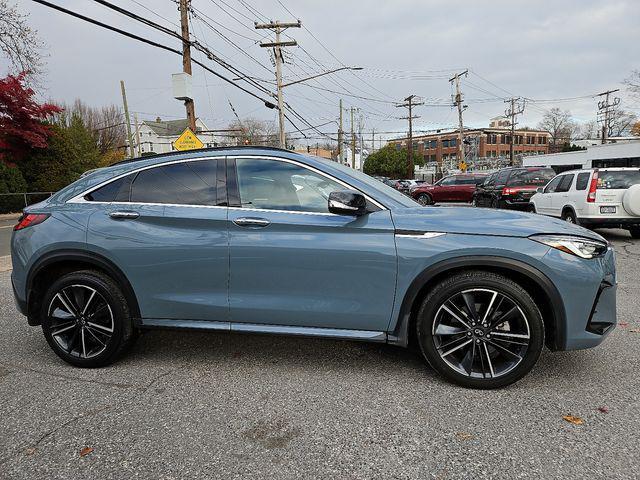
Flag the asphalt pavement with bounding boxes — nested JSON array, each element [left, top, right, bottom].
[[0, 229, 639, 479], [0, 216, 17, 258]]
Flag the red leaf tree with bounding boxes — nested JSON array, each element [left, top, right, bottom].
[[0, 71, 61, 165]]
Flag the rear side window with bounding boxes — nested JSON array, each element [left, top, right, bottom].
[[130, 160, 218, 205], [575, 172, 590, 191], [85, 174, 134, 202], [556, 174, 574, 193], [597, 170, 640, 190], [507, 168, 555, 187]]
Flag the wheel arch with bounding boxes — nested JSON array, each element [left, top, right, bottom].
[[561, 205, 577, 219], [388, 256, 566, 352], [26, 249, 141, 326]]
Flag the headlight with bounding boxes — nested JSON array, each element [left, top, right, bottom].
[[530, 234, 608, 259]]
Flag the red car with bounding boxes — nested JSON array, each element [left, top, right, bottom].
[[411, 173, 488, 205]]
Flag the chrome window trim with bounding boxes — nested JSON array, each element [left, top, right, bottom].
[[229, 155, 388, 211], [395, 232, 446, 239], [67, 154, 389, 212]]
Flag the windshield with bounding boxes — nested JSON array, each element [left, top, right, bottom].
[[507, 168, 556, 187], [597, 170, 640, 189]]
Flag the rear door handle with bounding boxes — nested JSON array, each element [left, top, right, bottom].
[[109, 210, 139, 220], [233, 217, 270, 228]]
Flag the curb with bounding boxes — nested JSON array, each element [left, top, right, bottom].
[[0, 213, 21, 220]]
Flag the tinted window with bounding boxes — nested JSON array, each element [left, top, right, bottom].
[[495, 170, 510, 185], [236, 158, 346, 213], [544, 176, 562, 193], [130, 160, 218, 205], [556, 174, 574, 193], [576, 172, 590, 191], [483, 173, 496, 186], [439, 176, 456, 185], [86, 174, 134, 202], [507, 168, 555, 187], [597, 170, 640, 190]]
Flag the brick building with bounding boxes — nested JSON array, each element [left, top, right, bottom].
[[388, 127, 552, 166]]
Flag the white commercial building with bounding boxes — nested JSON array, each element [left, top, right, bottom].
[[522, 141, 640, 172], [136, 118, 220, 155]]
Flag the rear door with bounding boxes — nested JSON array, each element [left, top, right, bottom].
[[226, 156, 397, 332], [573, 171, 591, 217], [85, 158, 229, 323]]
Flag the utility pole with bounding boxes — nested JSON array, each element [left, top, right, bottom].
[[596, 89, 621, 144], [504, 97, 526, 165], [396, 95, 424, 178], [350, 107, 356, 169], [178, 0, 196, 132], [337, 99, 343, 163], [371, 128, 375, 154], [449, 70, 468, 171], [256, 20, 301, 148], [120, 80, 135, 158], [134, 112, 141, 157]]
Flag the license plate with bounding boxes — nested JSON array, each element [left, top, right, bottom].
[[600, 206, 616, 214]]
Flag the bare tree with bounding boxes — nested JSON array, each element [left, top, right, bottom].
[[579, 120, 600, 140], [54, 100, 126, 154], [537, 108, 579, 147], [225, 117, 282, 147], [624, 70, 640, 100], [0, 0, 45, 76], [609, 109, 637, 137]]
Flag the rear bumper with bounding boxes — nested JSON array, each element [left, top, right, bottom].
[[11, 273, 28, 316], [503, 199, 533, 211], [579, 217, 640, 229]]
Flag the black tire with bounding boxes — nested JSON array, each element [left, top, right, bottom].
[[40, 270, 135, 368], [629, 227, 640, 239], [471, 196, 478, 207], [527, 203, 537, 213], [490, 197, 499, 209], [417, 193, 433, 206], [416, 270, 544, 389], [561, 209, 578, 224]]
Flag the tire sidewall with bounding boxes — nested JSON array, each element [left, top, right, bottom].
[[416, 272, 544, 389], [418, 193, 432, 206], [561, 209, 577, 224], [41, 271, 130, 367]]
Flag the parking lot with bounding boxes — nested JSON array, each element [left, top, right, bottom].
[[0, 228, 639, 479]]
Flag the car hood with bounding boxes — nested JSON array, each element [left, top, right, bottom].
[[391, 206, 606, 241]]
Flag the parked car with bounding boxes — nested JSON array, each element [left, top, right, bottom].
[[530, 167, 640, 238], [396, 179, 425, 195], [411, 173, 487, 205], [473, 167, 556, 210], [11, 146, 616, 389]]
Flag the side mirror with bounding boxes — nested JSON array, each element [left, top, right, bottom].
[[536, 187, 543, 193], [328, 191, 367, 216]]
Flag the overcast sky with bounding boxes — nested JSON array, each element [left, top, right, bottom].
[[5, 0, 640, 144]]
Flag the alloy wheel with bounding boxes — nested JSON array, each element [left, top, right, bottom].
[[47, 284, 114, 359], [431, 288, 530, 379], [418, 194, 432, 206]]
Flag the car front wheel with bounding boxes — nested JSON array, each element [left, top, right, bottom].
[[416, 271, 544, 389], [41, 270, 135, 367]]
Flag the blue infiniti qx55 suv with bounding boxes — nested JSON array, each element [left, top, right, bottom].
[[11, 147, 617, 388]]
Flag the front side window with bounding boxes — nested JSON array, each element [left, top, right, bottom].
[[544, 176, 563, 193], [235, 158, 347, 213], [438, 176, 456, 186], [130, 160, 218, 205]]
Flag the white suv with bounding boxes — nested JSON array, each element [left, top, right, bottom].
[[530, 167, 640, 238]]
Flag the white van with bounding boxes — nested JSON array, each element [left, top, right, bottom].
[[530, 167, 640, 238]]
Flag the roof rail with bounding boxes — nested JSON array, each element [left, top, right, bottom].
[[111, 145, 296, 167]]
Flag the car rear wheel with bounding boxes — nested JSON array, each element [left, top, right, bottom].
[[417, 193, 433, 206], [41, 270, 135, 367], [416, 271, 544, 389], [561, 209, 577, 224]]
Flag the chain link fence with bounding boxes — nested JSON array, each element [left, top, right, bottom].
[[0, 192, 55, 214]]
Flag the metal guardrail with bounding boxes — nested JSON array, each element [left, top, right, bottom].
[[0, 192, 55, 207]]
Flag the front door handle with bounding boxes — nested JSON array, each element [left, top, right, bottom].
[[233, 217, 270, 228], [109, 210, 140, 220]]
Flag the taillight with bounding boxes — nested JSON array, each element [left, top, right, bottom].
[[13, 213, 50, 231], [502, 187, 515, 196], [587, 170, 598, 203]]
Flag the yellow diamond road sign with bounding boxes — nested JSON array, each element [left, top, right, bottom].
[[173, 128, 204, 151]]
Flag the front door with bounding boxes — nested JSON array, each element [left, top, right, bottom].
[[226, 156, 397, 332], [537, 175, 562, 215], [85, 158, 229, 322]]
